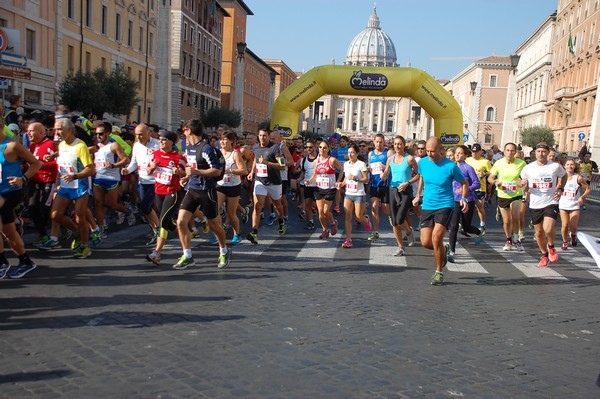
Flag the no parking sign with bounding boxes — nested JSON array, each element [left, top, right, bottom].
[[0, 29, 7, 52]]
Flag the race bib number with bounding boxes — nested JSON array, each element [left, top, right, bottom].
[[186, 154, 197, 169], [94, 155, 110, 169], [256, 163, 268, 178], [370, 162, 384, 175], [155, 166, 173, 185], [346, 180, 358, 192], [582, 173, 590, 181], [58, 154, 78, 188], [316, 175, 331, 189], [222, 174, 233, 184], [532, 179, 553, 189], [501, 181, 517, 193], [562, 190, 577, 198]]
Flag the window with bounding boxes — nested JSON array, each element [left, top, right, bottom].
[[26, 29, 36, 60], [489, 75, 497, 87], [115, 12, 121, 41], [101, 56, 106, 70], [0, 18, 6, 27], [85, 0, 93, 27], [127, 66, 131, 76], [101, 5, 108, 34], [138, 70, 142, 89], [67, 45, 74, 71], [150, 0, 154, 11], [190, 28, 194, 45], [85, 51, 91, 72], [127, 20, 133, 46], [67, 0, 76, 19], [148, 74, 152, 93], [149, 32, 154, 56], [184, 22, 188, 42], [139, 26, 144, 51], [486, 106, 495, 121]]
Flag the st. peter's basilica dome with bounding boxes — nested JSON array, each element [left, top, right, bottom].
[[344, 6, 397, 67]]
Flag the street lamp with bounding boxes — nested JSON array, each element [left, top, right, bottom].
[[509, 54, 521, 73], [234, 42, 247, 132], [470, 81, 477, 94]]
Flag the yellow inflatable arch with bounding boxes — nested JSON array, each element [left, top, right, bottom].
[[271, 65, 463, 146]]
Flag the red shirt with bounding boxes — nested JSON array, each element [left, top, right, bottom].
[[29, 137, 58, 183], [151, 149, 187, 195]]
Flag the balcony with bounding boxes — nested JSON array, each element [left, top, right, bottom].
[[554, 87, 575, 99]]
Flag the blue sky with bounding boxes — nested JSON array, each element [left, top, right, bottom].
[[246, 0, 557, 80]]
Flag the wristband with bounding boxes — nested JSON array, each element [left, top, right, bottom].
[[461, 197, 468, 202]]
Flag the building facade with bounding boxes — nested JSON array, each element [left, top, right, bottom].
[[154, 0, 227, 130]]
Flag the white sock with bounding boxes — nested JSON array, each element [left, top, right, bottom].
[[183, 249, 192, 258]]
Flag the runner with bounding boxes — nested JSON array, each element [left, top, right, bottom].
[[246, 128, 287, 245], [367, 133, 393, 241], [447, 145, 483, 263], [519, 142, 567, 267], [381, 136, 419, 256], [298, 140, 318, 230], [339, 143, 371, 248], [307, 139, 343, 239], [558, 159, 590, 249], [488, 143, 526, 252], [465, 143, 492, 235], [412, 137, 468, 286], [145, 130, 187, 265]]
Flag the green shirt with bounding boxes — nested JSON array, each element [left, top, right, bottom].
[[490, 157, 526, 198]]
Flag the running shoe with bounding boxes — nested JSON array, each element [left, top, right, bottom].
[[32, 235, 49, 248], [126, 210, 136, 226], [582, 204, 587, 210], [241, 206, 250, 224], [173, 255, 195, 270], [393, 247, 405, 256], [528, 220, 534, 229], [363, 215, 372, 232], [514, 240, 524, 252], [232, 234, 242, 245], [7, 261, 37, 279], [218, 248, 231, 269], [447, 251, 456, 263], [368, 232, 379, 241], [431, 272, 444, 286], [298, 210, 307, 221], [74, 246, 92, 259], [518, 231, 525, 242], [480, 226, 486, 236], [333, 205, 340, 214], [246, 232, 258, 245], [0, 262, 11, 279], [14, 217, 24, 236], [116, 211, 125, 225], [146, 230, 159, 246], [101, 225, 109, 239], [538, 255, 549, 268], [201, 220, 210, 234], [571, 233, 578, 247], [561, 241, 569, 251], [266, 213, 278, 226], [495, 208, 502, 222], [342, 238, 353, 248], [71, 236, 81, 250], [39, 238, 61, 251], [319, 229, 330, 239], [146, 250, 161, 265], [304, 221, 315, 230], [442, 244, 450, 269], [222, 223, 231, 231], [473, 235, 483, 245], [459, 227, 471, 238], [90, 230, 102, 247], [278, 221, 286, 236], [502, 241, 512, 251], [548, 247, 559, 263], [209, 236, 218, 245], [330, 220, 338, 236], [406, 229, 415, 247], [191, 230, 200, 239]]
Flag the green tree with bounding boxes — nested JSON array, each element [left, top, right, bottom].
[[520, 125, 555, 148], [58, 65, 138, 116], [202, 107, 241, 129]]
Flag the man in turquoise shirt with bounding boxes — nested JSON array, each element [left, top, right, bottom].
[[413, 137, 469, 286]]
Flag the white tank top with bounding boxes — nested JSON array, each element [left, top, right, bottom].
[[217, 149, 241, 187], [559, 173, 581, 211], [94, 143, 121, 181]]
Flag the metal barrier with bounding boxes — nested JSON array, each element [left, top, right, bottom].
[[588, 173, 600, 203]]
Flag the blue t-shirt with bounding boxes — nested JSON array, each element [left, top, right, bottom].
[[335, 146, 348, 166], [418, 156, 465, 210], [369, 150, 389, 188]]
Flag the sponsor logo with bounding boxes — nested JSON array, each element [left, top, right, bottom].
[[440, 133, 460, 145], [273, 125, 293, 138], [350, 70, 388, 91]]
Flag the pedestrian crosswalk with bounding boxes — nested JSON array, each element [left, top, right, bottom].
[[47, 217, 600, 282]]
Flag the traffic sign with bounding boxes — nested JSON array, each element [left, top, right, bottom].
[[0, 29, 7, 52], [0, 51, 27, 67], [463, 133, 469, 142], [579, 132, 586, 141], [0, 78, 8, 89]]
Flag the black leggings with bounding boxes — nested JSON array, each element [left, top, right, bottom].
[[389, 187, 412, 226], [156, 191, 182, 232], [28, 181, 54, 236], [448, 200, 481, 252]]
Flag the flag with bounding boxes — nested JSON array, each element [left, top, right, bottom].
[[568, 30, 575, 55]]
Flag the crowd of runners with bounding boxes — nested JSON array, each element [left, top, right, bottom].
[[0, 94, 597, 285]]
